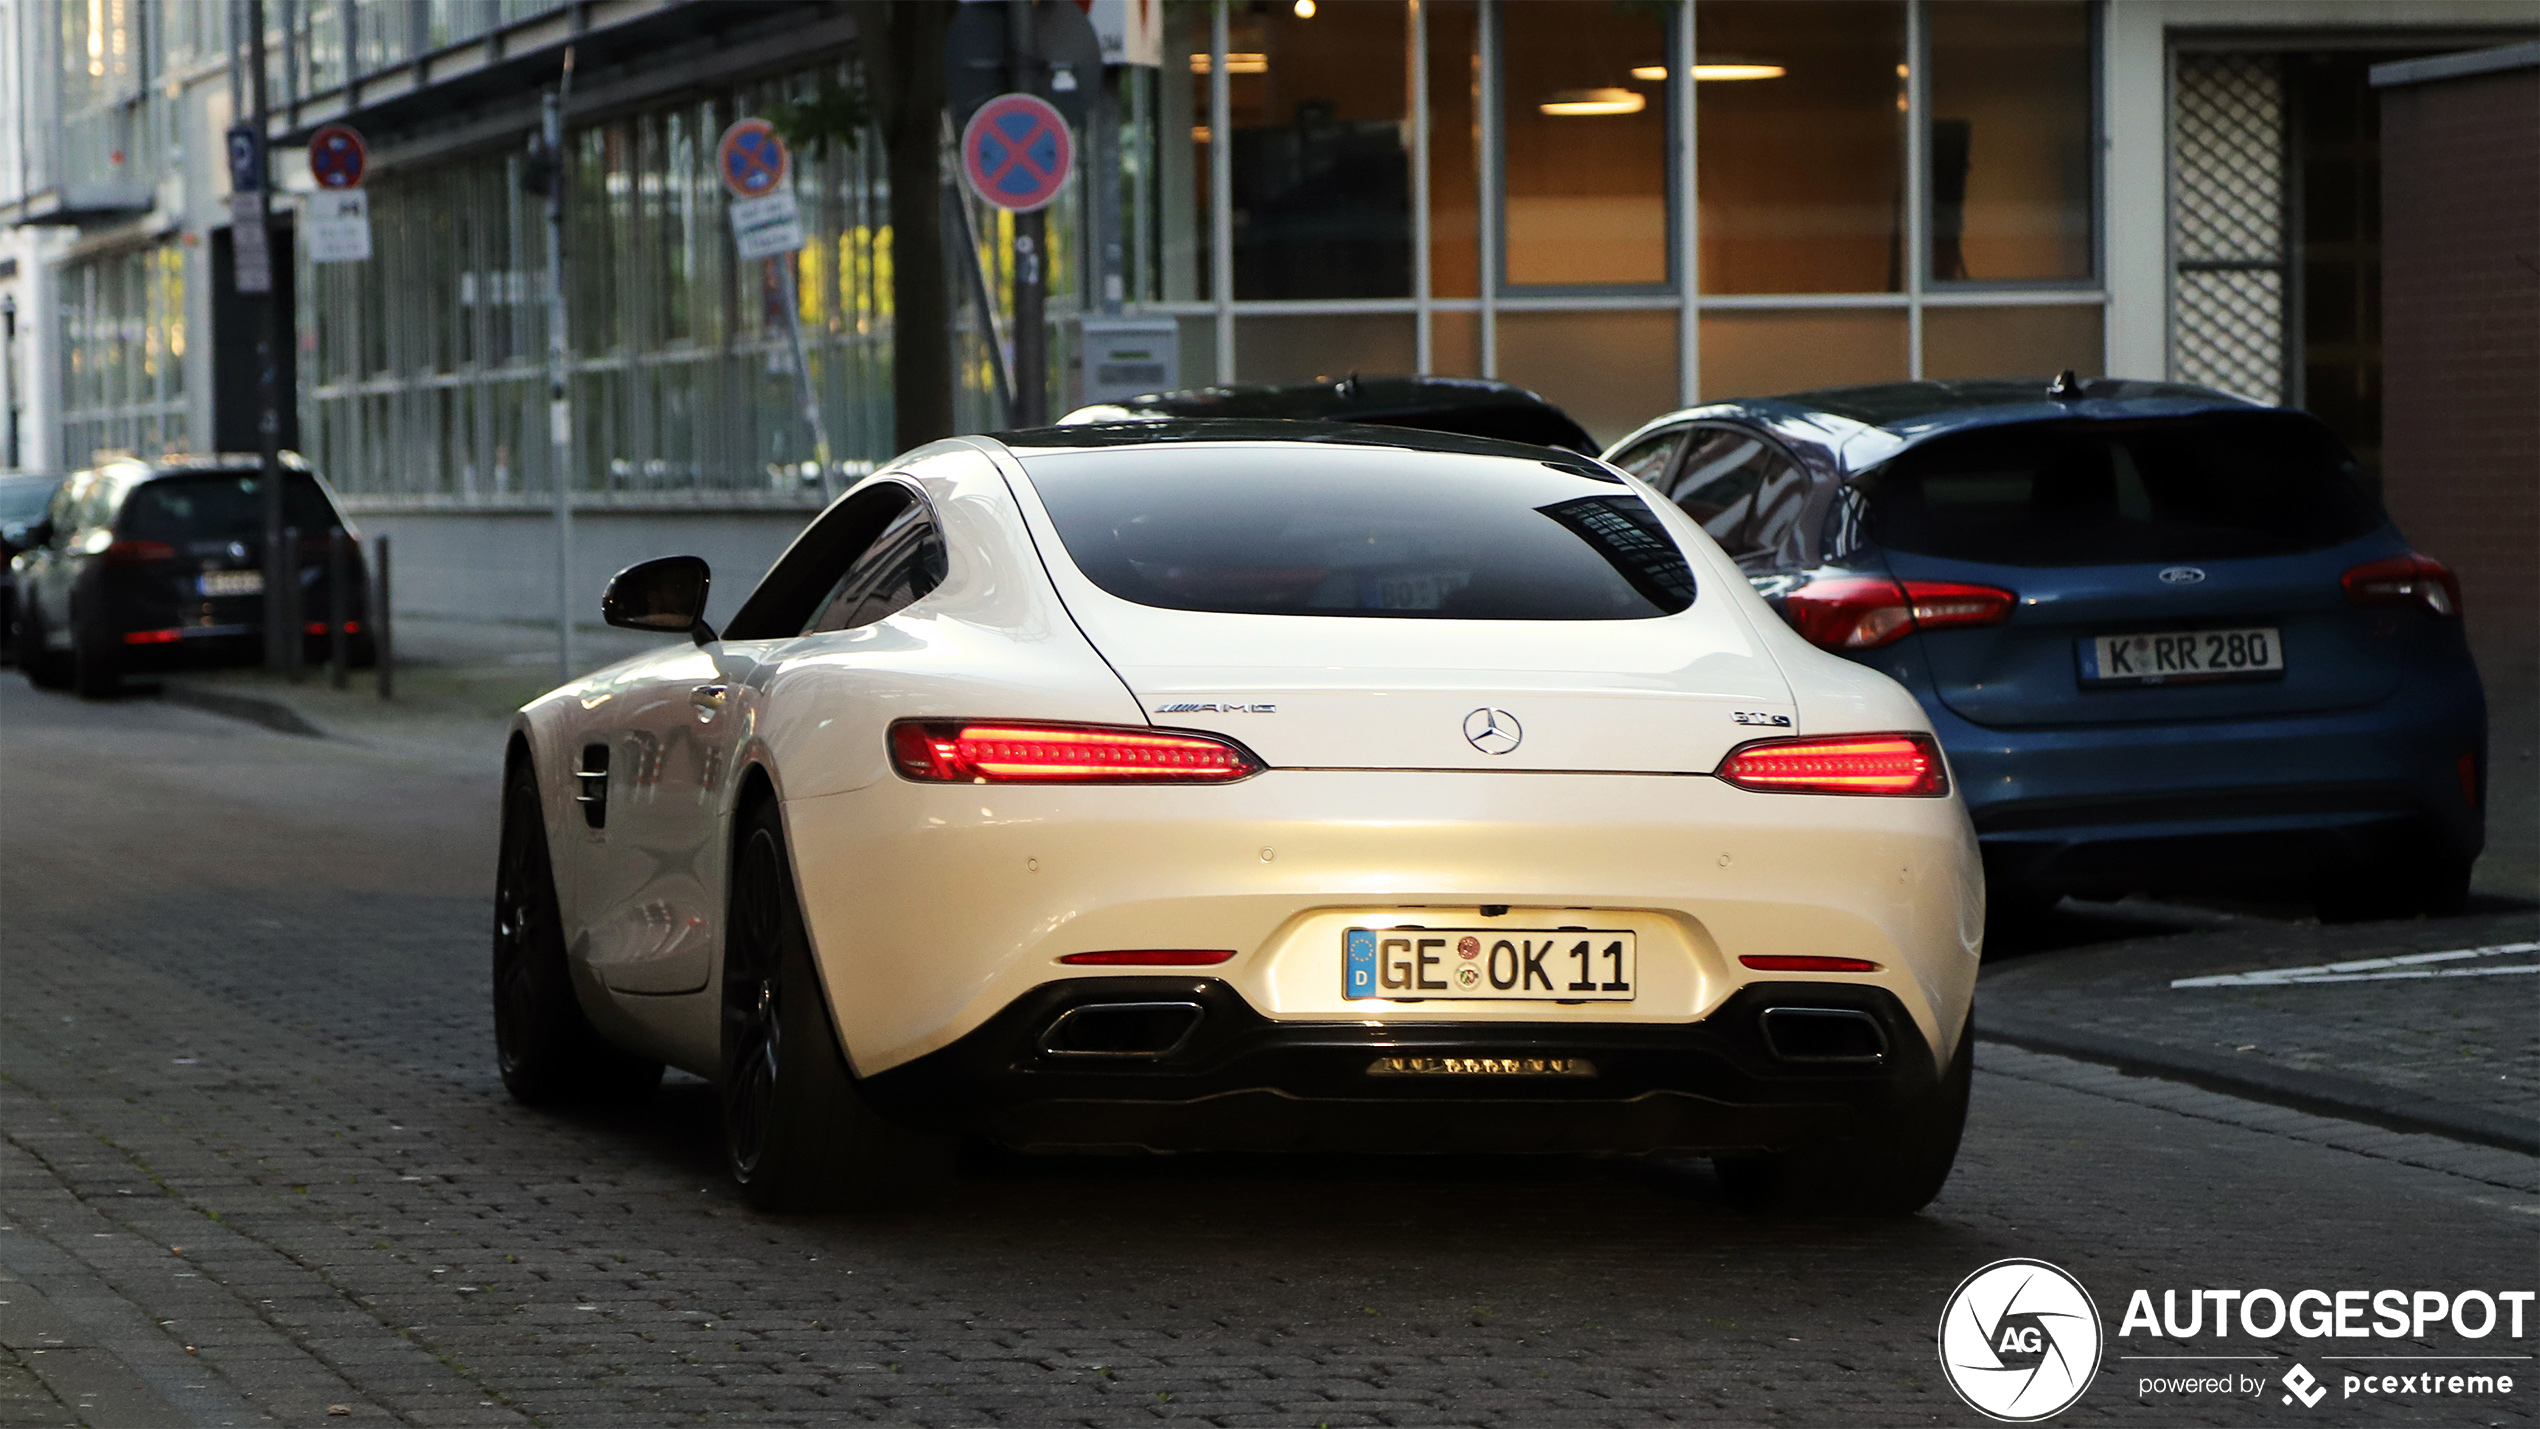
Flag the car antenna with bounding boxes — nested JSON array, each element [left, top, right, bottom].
[[2048, 369, 2084, 399]]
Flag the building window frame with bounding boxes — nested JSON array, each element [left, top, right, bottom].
[[1140, 0, 2109, 424]]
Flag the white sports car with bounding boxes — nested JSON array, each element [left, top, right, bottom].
[[496, 423, 1983, 1214]]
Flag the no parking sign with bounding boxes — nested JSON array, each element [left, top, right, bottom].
[[961, 94, 1074, 213]]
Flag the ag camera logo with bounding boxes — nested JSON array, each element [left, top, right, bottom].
[[1940, 1259, 2103, 1421]]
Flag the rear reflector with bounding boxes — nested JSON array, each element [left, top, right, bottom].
[[2458, 752, 2480, 809], [1739, 955, 1884, 972], [1717, 732, 1948, 796], [1780, 576, 2015, 651], [1057, 950, 1237, 966], [2342, 552, 2461, 618], [122, 628, 184, 645], [890, 720, 1263, 784], [103, 540, 176, 565]]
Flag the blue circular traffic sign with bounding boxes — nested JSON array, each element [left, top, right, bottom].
[[308, 124, 366, 190], [717, 118, 790, 198], [961, 93, 1073, 213]]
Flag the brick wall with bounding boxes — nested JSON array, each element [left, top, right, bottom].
[[2379, 61, 2540, 896]]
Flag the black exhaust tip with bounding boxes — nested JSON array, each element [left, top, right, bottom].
[[1039, 1002, 1205, 1059], [1759, 1006, 1888, 1065]]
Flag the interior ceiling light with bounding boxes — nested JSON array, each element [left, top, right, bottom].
[[1540, 88, 1646, 116], [1190, 52, 1269, 74], [1630, 63, 1789, 81]]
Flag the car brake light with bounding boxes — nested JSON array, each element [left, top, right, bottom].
[[303, 621, 362, 635], [122, 628, 184, 645], [1716, 732, 1948, 796], [1058, 950, 1236, 966], [1739, 955, 1884, 972], [1780, 576, 2015, 650], [2342, 553, 2461, 617], [2458, 752, 2479, 809], [103, 539, 176, 564], [889, 720, 1263, 784]]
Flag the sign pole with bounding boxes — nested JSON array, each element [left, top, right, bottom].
[[775, 259, 834, 502], [243, 0, 288, 673], [1007, 0, 1047, 427], [542, 64, 575, 685]]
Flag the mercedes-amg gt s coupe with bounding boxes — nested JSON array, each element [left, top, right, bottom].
[[496, 422, 1983, 1214]]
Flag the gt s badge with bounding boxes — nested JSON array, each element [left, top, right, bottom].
[[1733, 711, 1793, 727]]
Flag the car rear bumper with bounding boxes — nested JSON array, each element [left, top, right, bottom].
[[782, 769, 1983, 1079], [1937, 697, 2485, 895], [859, 976, 1945, 1155]]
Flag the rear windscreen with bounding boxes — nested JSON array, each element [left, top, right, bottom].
[[119, 474, 339, 543], [1026, 448, 1696, 619], [1863, 414, 2383, 567]]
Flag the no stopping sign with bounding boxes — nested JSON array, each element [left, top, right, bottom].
[[960, 93, 1074, 213]]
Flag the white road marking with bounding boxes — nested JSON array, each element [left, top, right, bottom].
[[2171, 941, 2540, 988]]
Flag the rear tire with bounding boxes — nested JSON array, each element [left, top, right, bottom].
[[70, 618, 120, 700], [19, 600, 69, 689], [492, 758, 663, 1105], [721, 798, 952, 1213], [1713, 1015, 1973, 1216], [2316, 853, 2473, 923]]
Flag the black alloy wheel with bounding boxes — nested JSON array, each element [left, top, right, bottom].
[[492, 757, 661, 1104], [720, 798, 952, 1212]]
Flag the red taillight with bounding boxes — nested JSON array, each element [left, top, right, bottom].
[[303, 620, 362, 635], [1780, 576, 2015, 651], [2342, 553, 2461, 618], [122, 628, 184, 645], [1057, 950, 1236, 966], [1716, 732, 1948, 796], [1739, 955, 1884, 972], [2458, 752, 2480, 809], [889, 720, 1263, 784], [103, 539, 176, 565]]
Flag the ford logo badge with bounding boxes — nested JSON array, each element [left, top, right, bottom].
[[2158, 566, 2207, 586]]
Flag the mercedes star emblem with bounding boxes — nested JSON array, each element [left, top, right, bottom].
[[1463, 707, 1523, 755]]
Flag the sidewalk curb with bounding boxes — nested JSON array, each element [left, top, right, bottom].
[[157, 680, 327, 739], [1978, 1017, 2540, 1157]]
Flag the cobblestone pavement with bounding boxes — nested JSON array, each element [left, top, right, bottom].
[[1981, 907, 2540, 1132], [2, 680, 2535, 1427]]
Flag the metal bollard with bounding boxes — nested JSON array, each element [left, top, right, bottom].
[[281, 525, 303, 677], [374, 533, 393, 701], [328, 528, 350, 690]]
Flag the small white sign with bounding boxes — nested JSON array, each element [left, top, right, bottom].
[[303, 190, 373, 264], [729, 191, 805, 261], [1088, 0, 1162, 66], [230, 191, 273, 293]]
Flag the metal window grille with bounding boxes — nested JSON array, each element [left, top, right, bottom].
[[2170, 53, 2289, 404]]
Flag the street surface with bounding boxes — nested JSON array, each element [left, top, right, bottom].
[[3, 677, 2535, 1427]]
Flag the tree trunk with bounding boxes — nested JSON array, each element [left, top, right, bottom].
[[870, 1, 955, 453]]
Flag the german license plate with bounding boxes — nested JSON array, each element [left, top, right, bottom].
[[2081, 627, 2283, 685], [1345, 928, 1636, 1001], [198, 569, 264, 597]]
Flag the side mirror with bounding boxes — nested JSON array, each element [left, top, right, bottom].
[[602, 555, 716, 644]]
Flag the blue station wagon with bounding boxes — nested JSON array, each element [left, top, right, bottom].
[[1604, 378, 2486, 923]]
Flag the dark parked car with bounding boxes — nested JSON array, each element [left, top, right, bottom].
[[1603, 377, 2485, 922], [12, 453, 372, 698], [1063, 375, 1598, 454], [0, 471, 63, 665]]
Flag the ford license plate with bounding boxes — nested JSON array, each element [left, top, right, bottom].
[[2081, 627, 2283, 685], [1345, 928, 1636, 1002]]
